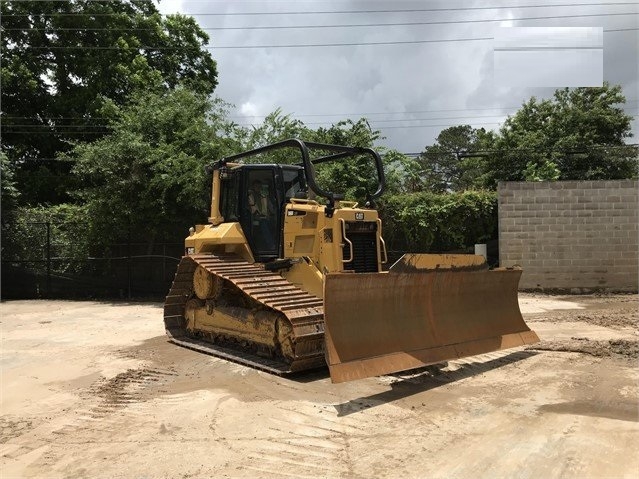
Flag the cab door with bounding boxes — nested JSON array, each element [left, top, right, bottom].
[[240, 168, 281, 262]]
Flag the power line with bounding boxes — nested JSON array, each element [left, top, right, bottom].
[[4, 110, 638, 130], [176, 11, 639, 29], [4, 2, 638, 16], [3, 114, 513, 129], [237, 104, 639, 118], [374, 122, 504, 129], [3, 124, 112, 128], [171, 1, 639, 15], [2, 132, 107, 135], [2, 37, 493, 49], [234, 115, 514, 127], [2, 122, 506, 133], [4, 11, 637, 31], [5, 101, 637, 121], [15, 144, 639, 163], [6, 27, 634, 50], [2, 116, 113, 120], [248, 108, 638, 124], [408, 144, 639, 156], [239, 113, 638, 128], [213, 27, 637, 48]]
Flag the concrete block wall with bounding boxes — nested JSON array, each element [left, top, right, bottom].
[[498, 180, 638, 292]]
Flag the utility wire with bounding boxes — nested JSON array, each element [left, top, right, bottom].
[[4, 11, 637, 30], [0, 37, 495, 49], [209, 27, 636, 49], [412, 144, 639, 156], [4, 101, 638, 121], [7, 117, 635, 133], [4, 2, 638, 16], [4, 111, 638, 130], [14, 144, 639, 163], [6, 27, 635, 50], [0, 122, 510, 134], [2, 114, 516, 128]]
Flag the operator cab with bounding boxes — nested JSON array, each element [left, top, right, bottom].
[[219, 164, 307, 262]]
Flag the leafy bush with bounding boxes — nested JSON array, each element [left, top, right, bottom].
[[380, 191, 498, 253], [2, 204, 90, 274]]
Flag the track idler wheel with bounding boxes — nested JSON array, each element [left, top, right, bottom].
[[193, 265, 223, 300]]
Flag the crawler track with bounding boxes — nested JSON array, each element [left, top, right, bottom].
[[164, 253, 326, 374]]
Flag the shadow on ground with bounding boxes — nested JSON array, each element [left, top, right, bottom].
[[333, 350, 539, 417]]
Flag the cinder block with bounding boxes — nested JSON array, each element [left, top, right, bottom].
[[499, 180, 638, 291], [604, 180, 628, 189], [575, 210, 593, 217], [568, 189, 585, 197]]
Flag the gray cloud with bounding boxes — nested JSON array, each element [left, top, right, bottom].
[[160, 0, 638, 150]]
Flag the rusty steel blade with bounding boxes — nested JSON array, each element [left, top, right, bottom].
[[389, 253, 488, 273], [323, 268, 539, 383]]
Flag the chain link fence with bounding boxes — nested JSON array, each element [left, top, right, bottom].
[[1, 221, 184, 299], [1, 220, 499, 300]]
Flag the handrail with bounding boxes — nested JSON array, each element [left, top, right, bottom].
[[214, 139, 386, 211], [289, 197, 320, 206], [377, 218, 388, 264], [339, 218, 354, 264]]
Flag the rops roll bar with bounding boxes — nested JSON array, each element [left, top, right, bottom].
[[214, 138, 386, 214]]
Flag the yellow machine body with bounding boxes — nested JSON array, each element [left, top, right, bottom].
[[164, 140, 539, 382]]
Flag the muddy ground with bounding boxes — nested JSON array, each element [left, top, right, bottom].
[[1, 294, 637, 479]]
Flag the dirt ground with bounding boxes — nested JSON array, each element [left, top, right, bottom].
[[1, 294, 637, 479]]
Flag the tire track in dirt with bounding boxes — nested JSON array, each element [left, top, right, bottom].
[[230, 400, 379, 479], [529, 338, 639, 359], [0, 417, 34, 444], [4, 298, 638, 478]]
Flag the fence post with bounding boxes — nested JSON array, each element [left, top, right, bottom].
[[162, 243, 166, 285], [46, 221, 52, 297], [127, 224, 132, 300]]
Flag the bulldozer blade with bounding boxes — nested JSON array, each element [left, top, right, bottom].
[[389, 253, 488, 273], [323, 266, 539, 383]]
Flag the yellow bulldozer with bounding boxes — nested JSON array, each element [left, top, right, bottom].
[[164, 139, 539, 383]]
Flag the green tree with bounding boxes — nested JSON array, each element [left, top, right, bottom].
[[69, 88, 238, 252], [1, 0, 218, 204], [483, 83, 637, 186], [523, 159, 561, 182], [234, 112, 391, 203], [1, 203, 89, 274], [238, 109, 309, 153], [1, 151, 20, 221], [307, 119, 385, 202], [409, 125, 494, 192]]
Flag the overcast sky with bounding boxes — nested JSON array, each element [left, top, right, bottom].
[[155, 0, 638, 152]]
